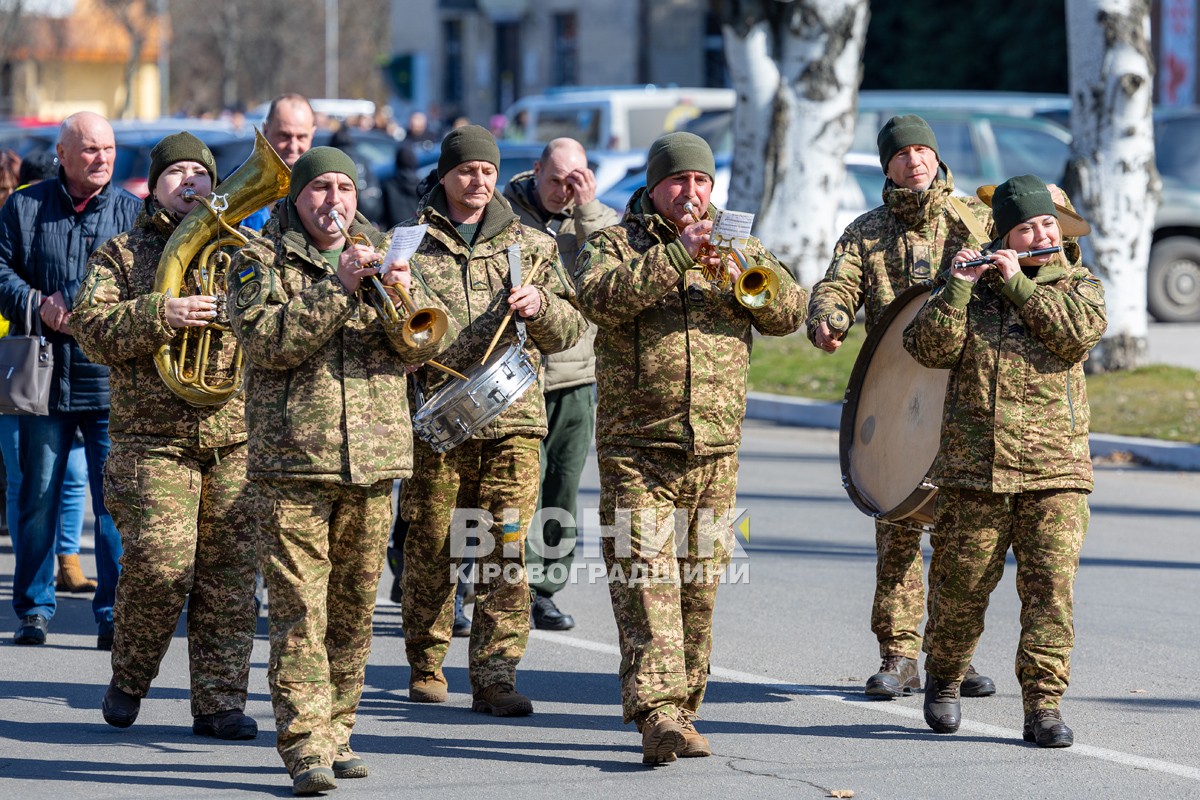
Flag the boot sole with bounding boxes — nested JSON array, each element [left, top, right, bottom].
[[642, 729, 685, 764], [409, 688, 448, 703], [1023, 730, 1074, 747], [292, 768, 337, 796], [333, 760, 369, 779], [864, 682, 919, 699], [471, 698, 534, 717]]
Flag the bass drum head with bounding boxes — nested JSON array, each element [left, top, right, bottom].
[[838, 285, 949, 524]]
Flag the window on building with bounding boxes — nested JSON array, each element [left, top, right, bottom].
[[552, 13, 578, 87], [443, 19, 463, 105], [704, 12, 729, 87]]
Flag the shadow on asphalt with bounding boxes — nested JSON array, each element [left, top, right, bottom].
[[0, 758, 291, 796]]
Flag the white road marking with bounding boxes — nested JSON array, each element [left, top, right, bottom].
[[531, 629, 1200, 782]]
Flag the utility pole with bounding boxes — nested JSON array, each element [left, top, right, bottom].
[[158, 0, 169, 115], [325, 0, 338, 98]]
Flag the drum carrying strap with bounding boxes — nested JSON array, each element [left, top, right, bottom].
[[506, 243, 528, 346], [948, 195, 991, 250]]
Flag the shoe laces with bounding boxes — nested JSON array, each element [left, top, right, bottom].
[[879, 654, 908, 672], [932, 679, 960, 702], [335, 744, 353, 758], [298, 755, 324, 770], [1032, 708, 1064, 724], [643, 708, 676, 727], [676, 708, 701, 732]]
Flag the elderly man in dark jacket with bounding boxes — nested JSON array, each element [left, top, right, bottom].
[[0, 111, 141, 649]]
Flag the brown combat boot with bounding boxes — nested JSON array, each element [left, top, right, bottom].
[[56, 554, 97, 593], [639, 707, 684, 765], [471, 682, 533, 717], [676, 709, 712, 757], [865, 654, 920, 698], [408, 669, 448, 703]]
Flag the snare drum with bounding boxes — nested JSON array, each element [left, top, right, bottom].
[[413, 341, 538, 453], [839, 285, 949, 527]]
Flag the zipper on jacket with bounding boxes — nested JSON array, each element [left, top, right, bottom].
[[632, 317, 640, 389], [1065, 373, 1075, 431], [282, 372, 292, 428]]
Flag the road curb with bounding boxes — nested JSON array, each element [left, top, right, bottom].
[[746, 391, 1200, 472]]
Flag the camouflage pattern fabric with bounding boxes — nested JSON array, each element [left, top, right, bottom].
[[259, 478, 393, 774], [574, 187, 807, 454], [73, 205, 246, 448], [902, 256, 1107, 493], [598, 445, 737, 724], [104, 441, 261, 715], [871, 518, 926, 659], [806, 164, 994, 342], [925, 487, 1088, 713], [226, 205, 450, 775], [72, 205, 259, 716], [228, 204, 458, 484], [406, 187, 586, 439], [401, 435, 541, 692], [804, 166, 993, 659]]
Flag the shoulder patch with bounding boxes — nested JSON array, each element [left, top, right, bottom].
[[231, 261, 271, 310], [1074, 276, 1105, 307]]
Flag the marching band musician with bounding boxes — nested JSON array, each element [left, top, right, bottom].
[[73, 133, 262, 740], [396, 125, 585, 717], [904, 174, 1105, 748], [573, 131, 806, 764], [226, 146, 458, 795], [806, 115, 999, 701]]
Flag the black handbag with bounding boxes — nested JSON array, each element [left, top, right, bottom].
[[0, 290, 54, 415]]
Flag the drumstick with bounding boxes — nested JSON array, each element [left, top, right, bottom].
[[479, 255, 547, 366]]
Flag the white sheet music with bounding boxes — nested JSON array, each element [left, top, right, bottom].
[[709, 209, 754, 251], [384, 225, 428, 266]]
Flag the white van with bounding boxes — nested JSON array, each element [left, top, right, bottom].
[[502, 85, 736, 153]]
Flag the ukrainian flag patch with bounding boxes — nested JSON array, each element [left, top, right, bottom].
[[238, 265, 257, 285]]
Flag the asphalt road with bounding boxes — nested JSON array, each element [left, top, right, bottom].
[[1, 421, 1198, 799]]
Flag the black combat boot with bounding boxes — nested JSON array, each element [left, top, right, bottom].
[[923, 673, 961, 734]]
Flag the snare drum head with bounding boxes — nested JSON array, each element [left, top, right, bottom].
[[839, 286, 949, 518]]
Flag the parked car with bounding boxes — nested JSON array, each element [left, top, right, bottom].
[[597, 151, 884, 235], [1148, 108, 1200, 322], [501, 85, 736, 153]]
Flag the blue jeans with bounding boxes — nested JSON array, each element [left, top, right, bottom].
[[0, 417, 89, 555], [11, 412, 121, 626]]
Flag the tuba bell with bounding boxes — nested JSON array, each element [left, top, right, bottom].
[[152, 129, 289, 406]]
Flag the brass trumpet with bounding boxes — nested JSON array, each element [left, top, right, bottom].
[[683, 202, 778, 309], [327, 210, 449, 350]]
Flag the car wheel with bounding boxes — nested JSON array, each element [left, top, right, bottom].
[[1148, 236, 1200, 323]]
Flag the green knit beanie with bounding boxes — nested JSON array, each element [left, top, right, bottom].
[[645, 131, 715, 190], [437, 125, 500, 177], [288, 146, 358, 202], [991, 174, 1057, 242], [149, 132, 218, 193], [877, 114, 939, 170]]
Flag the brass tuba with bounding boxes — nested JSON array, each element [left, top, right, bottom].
[[152, 129, 289, 406]]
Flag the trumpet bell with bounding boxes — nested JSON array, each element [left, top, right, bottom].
[[734, 265, 779, 309], [402, 307, 449, 349]]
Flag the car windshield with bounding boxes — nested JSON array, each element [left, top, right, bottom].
[[1155, 114, 1200, 186]]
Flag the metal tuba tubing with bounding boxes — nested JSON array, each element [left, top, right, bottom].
[[152, 128, 290, 406]]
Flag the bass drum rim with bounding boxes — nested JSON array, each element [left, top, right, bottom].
[[837, 284, 948, 526]]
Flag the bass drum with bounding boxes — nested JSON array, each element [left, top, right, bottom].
[[839, 285, 949, 527], [413, 340, 538, 454]]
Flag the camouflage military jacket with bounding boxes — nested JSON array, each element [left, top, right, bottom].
[[807, 164, 993, 342], [408, 187, 586, 439], [504, 171, 620, 392], [228, 204, 458, 484], [902, 256, 1107, 494], [73, 205, 246, 449], [574, 188, 808, 455]]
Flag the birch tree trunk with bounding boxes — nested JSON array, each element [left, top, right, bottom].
[[1064, 0, 1158, 371], [722, 0, 869, 286]]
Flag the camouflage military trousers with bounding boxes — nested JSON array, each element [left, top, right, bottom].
[[872, 517, 932, 659], [259, 478, 393, 775], [402, 434, 541, 693], [598, 445, 737, 725], [925, 488, 1088, 713], [105, 440, 261, 717]]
